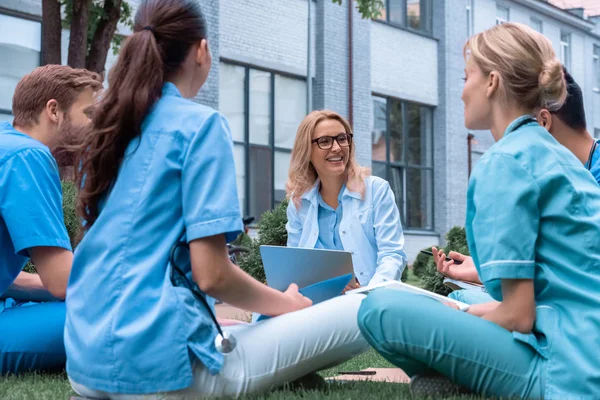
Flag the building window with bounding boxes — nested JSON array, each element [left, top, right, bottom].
[[530, 17, 543, 33], [595, 128, 600, 140], [371, 95, 434, 230], [593, 44, 600, 92], [378, 0, 432, 34], [560, 32, 571, 71], [219, 61, 307, 219], [496, 5, 509, 25], [0, 13, 42, 120], [466, 0, 474, 37]]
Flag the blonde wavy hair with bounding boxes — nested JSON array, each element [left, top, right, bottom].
[[465, 22, 566, 112], [286, 110, 370, 208]]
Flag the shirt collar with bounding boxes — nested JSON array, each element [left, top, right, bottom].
[[162, 82, 183, 98], [302, 179, 361, 204], [504, 115, 536, 137]]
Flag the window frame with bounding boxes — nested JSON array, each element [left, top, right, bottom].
[[495, 4, 509, 25], [593, 44, 600, 93], [376, 0, 434, 37], [560, 31, 571, 71], [530, 17, 543, 33], [466, 0, 474, 38], [0, 9, 43, 119], [220, 59, 307, 219], [371, 93, 435, 232]]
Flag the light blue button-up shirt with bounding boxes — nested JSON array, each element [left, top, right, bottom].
[[466, 116, 600, 399], [0, 122, 71, 296], [315, 184, 345, 251], [65, 83, 243, 394], [287, 176, 407, 286]]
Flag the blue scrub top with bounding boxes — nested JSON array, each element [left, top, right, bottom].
[[585, 139, 600, 185], [0, 122, 71, 295], [466, 116, 600, 399], [65, 83, 243, 394]]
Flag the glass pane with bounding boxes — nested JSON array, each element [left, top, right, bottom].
[[219, 63, 246, 142], [390, 167, 404, 224], [407, 104, 432, 167], [389, 99, 403, 163], [407, 0, 430, 32], [274, 151, 291, 206], [249, 70, 271, 145], [377, 1, 387, 21], [0, 15, 41, 111], [406, 168, 433, 230], [496, 5, 508, 24], [372, 161, 387, 181], [389, 0, 405, 25], [372, 97, 387, 162], [0, 113, 13, 124], [233, 144, 246, 214], [274, 75, 306, 150], [249, 146, 273, 219]]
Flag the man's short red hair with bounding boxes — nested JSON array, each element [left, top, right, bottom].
[[12, 64, 103, 127]]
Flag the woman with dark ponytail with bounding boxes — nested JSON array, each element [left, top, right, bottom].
[[65, 0, 367, 398]]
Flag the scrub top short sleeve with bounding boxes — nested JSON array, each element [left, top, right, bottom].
[[182, 113, 242, 244], [469, 153, 539, 291]]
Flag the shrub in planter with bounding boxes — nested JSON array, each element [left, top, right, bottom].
[[23, 180, 80, 274], [412, 248, 431, 280], [420, 226, 470, 296], [236, 200, 289, 283]]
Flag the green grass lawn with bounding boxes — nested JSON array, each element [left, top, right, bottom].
[[1, 271, 485, 400]]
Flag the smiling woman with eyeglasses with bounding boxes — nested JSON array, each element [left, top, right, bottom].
[[286, 110, 407, 291]]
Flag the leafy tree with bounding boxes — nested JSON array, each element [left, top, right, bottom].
[[332, 0, 385, 19], [41, 0, 133, 76]]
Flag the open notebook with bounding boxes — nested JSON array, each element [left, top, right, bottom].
[[443, 278, 486, 292], [346, 280, 470, 311]]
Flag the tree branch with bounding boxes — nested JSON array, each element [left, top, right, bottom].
[[41, 0, 62, 65]]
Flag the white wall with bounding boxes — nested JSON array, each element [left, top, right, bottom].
[[370, 22, 438, 106]]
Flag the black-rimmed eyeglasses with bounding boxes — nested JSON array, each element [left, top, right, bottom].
[[311, 133, 353, 150]]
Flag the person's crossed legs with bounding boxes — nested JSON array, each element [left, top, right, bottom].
[[0, 300, 66, 374], [358, 289, 545, 399]]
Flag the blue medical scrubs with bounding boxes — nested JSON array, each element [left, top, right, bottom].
[[586, 138, 600, 185], [65, 83, 243, 394], [359, 116, 600, 399], [0, 122, 71, 374]]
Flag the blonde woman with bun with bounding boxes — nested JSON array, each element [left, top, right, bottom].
[[286, 110, 407, 290], [357, 22, 600, 399]]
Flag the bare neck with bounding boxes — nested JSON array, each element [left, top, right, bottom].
[[554, 129, 595, 165], [13, 123, 51, 147], [489, 105, 532, 141], [319, 175, 345, 208]]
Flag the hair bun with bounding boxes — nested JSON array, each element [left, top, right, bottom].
[[538, 58, 566, 111]]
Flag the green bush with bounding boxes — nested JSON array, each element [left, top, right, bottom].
[[419, 226, 470, 296], [411, 248, 431, 279], [23, 180, 80, 274], [236, 199, 289, 283]]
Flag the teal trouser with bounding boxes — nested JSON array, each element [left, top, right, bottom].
[[0, 300, 66, 374], [448, 289, 493, 305], [357, 289, 546, 399]]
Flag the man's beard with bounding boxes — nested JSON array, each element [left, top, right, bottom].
[[52, 115, 89, 168]]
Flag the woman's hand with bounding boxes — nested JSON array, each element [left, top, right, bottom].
[[342, 279, 360, 294], [282, 283, 313, 312], [432, 247, 481, 284]]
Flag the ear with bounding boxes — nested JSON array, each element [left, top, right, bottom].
[[195, 39, 209, 65], [44, 99, 60, 124], [537, 109, 552, 131], [485, 71, 500, 99]]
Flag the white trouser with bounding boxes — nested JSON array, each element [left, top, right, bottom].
[[70, 293, 368, 399]]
